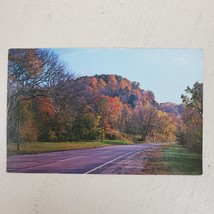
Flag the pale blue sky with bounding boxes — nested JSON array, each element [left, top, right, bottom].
[[52, 48, 203, 104]]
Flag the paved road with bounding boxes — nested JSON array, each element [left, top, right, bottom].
[[7, 143, 164, 174]]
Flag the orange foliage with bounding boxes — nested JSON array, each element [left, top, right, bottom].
[[38, 97, 54, 116], [97, 78, 106, 89], [108, 74, 118, 91], [119, 78, 130, 90], [89, 77, 98, 89]]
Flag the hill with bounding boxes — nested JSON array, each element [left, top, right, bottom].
[[77, 74, 159, 108], [159, 102, 184, 116]]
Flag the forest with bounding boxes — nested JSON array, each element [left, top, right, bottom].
[[7, 49, 203, 154]]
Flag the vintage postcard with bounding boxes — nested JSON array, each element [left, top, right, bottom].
[[7, 48, 203, 174]]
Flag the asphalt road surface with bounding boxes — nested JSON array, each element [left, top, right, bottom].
[[7, 143, 164, 174]]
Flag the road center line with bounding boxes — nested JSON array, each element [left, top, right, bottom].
[[56, 155, 82, 162], [84, 150, 139, 174]]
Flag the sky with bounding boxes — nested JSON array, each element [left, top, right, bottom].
[[52, 48, 203, 104]]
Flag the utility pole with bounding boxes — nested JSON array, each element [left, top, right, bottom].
[[17, 108, 21, 151]]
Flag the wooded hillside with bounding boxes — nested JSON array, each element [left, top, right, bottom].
[[7, 49, 203, 153]]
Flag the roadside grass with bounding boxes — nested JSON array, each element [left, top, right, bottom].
[[163, 144, 202, 175], [7, 139, 133, 156]]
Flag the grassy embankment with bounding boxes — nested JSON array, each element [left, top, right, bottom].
[[7, 139, 133, 156], [163, 144, 202, 175], [141, 143, 202, 175]]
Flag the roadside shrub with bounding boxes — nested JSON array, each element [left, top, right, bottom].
[[71, 113, 101, 141], [49, 129, 58, 142]]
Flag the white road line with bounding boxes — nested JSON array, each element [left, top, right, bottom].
[[84, 150, 138, 174], [56, 155, 82, 162]]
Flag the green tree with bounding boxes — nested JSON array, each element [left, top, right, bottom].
[[181, 82, 203, 115], [71, 113, 101, 141]]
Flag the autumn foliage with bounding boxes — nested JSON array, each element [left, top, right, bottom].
[[177, 82, 203, 153], [7, 49, 203, 153]]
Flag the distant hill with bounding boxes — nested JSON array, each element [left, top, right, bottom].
[[159, 102, 185, 116]]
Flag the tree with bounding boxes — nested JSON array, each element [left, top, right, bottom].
[[181, 82, 203, 115], [33, 97, 55, 142], [92, 95, 123, 140], [130, 103, 158, 142], [19, 101, 38, 142], [71, 113, 101, 141], [7, 49, 67, 117], [178, 82, 203, 153], [7, 49, 71, 148], [150, 111, 177, 143]]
